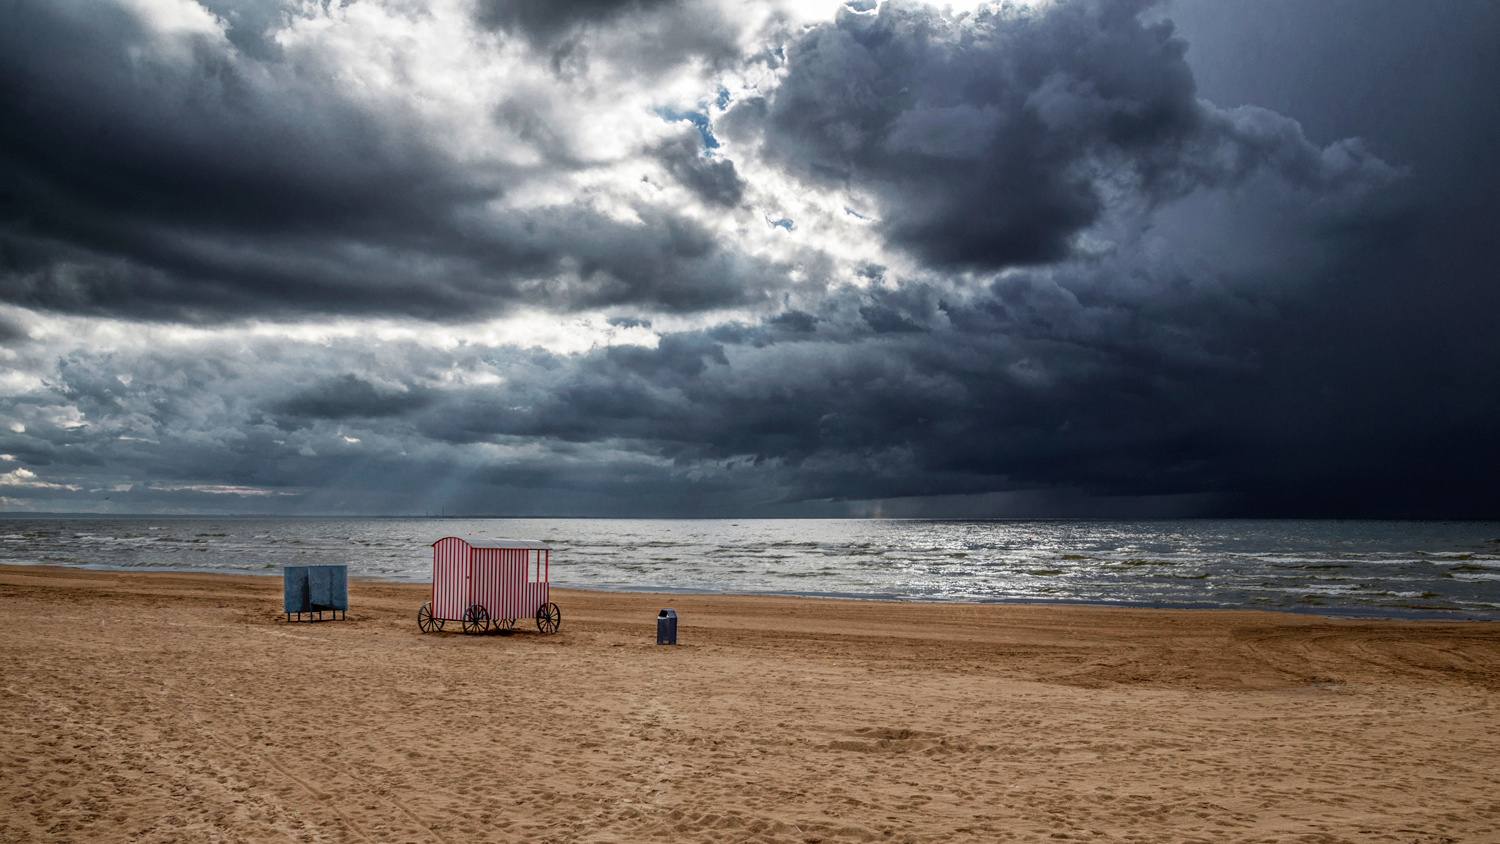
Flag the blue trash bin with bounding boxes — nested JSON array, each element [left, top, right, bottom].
[[656, 608, 678, 645]]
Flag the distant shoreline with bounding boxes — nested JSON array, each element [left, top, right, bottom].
[[3, 513, 1499, 522], [3, 561, 1493, 623]]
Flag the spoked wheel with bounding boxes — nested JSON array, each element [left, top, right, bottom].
[[417, 602, 443, 634], [535, 602, 561, 634], [497, 618, 517, 631], [462, 604, 490, 635]]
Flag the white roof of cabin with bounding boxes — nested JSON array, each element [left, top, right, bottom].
[[435, 536, 551, 550]]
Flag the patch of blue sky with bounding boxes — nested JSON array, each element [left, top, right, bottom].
[[655, 107, 719, 150]]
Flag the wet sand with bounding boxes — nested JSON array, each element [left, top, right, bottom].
[[2, 565, 1497, 843]]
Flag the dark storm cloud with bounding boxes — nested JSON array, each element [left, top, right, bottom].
[[1152, 0, 1500, 516], [0, 0, 765, 320], [0, 314, 27, 345], [0, 0, 1387, 324], [456, 280, 1227, 497], [272, 375, 432, 421], [764, 309, 818, 333], [744, 0, 1393, 270], [474, 0, 678, 40], [0, 4, 477, 236], [476, 0, 746, 78], [0, 0, 474, 318], [652, 130, 747, 207]]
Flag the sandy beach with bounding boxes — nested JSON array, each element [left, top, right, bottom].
[[2, 565, 1497, 844]]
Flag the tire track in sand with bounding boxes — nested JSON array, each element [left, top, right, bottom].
[[1237, 625, 1500, 687]]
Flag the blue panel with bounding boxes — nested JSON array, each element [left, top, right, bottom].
[[308, 565, 331, 609], [306, 565, 348, 611], [330, 563, 346, 611], [327, 565, 348, 611], [284, 567, 310, 613]]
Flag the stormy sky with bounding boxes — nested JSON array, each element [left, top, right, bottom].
[[0, 0, 1496, 517]]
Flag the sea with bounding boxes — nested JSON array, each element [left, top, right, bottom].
[[2, 517, 1497, 620]]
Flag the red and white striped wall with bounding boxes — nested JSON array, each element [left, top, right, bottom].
[[429, 537, 552, 622]]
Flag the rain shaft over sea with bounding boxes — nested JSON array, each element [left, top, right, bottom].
[[2, 518, 1497, 620]]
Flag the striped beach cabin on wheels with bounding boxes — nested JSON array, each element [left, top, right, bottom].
[[417, 537, 561, 635]]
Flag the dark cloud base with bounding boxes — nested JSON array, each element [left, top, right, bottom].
[[6, 261, 1498, 518]]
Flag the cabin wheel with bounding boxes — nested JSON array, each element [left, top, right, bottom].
[[535, 602, 561, 634], [462, 604, 490, 635], [417, 602, 443, 634]]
